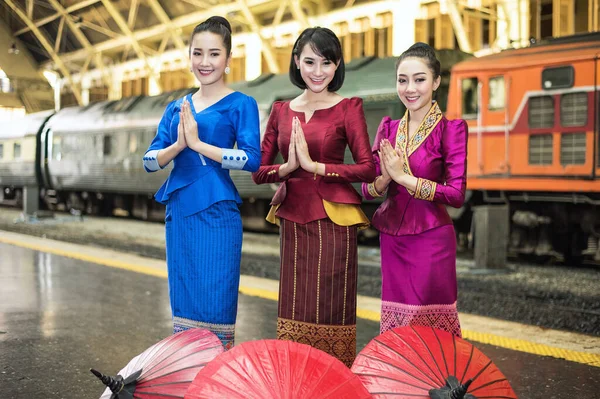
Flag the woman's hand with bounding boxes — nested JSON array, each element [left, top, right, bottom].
[[278, 119, 300, 177], [378, 148, 392, 183], [293, 117, 314, 171], [181, 98, 200, 150], [380, 139, 406, 182], [175, 116, 187, 151]]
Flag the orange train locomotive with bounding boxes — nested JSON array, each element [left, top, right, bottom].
[[446, 33, 600, 263]]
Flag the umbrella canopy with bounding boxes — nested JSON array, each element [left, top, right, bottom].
[[92, 328, 224, 399], [351, 326, 517, 399], [185, 339, 372, 399]]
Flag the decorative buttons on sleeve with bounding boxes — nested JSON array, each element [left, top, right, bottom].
[[326, 172, 340, 177], [222, 149, 249, 170], [143, 149, 162, 172], [267, 169, 278, 175]]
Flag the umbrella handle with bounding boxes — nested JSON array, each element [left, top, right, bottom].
[[90, 368, 125, 394], [451, 378, 472, 399], [429, 377, 474, 399]]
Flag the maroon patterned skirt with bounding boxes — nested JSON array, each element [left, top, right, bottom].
[[276, 217, 358, 367]]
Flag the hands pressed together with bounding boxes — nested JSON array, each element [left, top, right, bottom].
[[379, 139, 406, 182], [280, 116, 317, 176], [175, 98, 200, 152]]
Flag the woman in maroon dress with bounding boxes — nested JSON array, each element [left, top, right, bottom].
[[252, 27, 376, 367]]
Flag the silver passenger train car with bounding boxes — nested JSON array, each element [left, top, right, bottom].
[[0, 53, 467, 231]]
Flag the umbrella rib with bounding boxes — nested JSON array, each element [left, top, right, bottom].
[[132, 393, 184, 398], [143, 344, 222, 380], [370, 394, 428, 397], [460, 344, 475, 383], [432, 328, 449, 378], [469, 377, 509, 393], [475, 396, 517, 399], [387, 331, 446, 386], [409, 326, 446, 385], [469, 359, 493, 385], [357, 373, 433, 391], [357, 354, 436, 388], [372, 339, 443, 387], [453, 334, 457, 377], [139, 335, 196, 376]]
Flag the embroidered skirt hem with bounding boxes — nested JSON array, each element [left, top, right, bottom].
[[380, 301, 461, 337], [277, 318, 356, 368]]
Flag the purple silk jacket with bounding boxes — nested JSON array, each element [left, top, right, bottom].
[[361, 103, 468, 236]]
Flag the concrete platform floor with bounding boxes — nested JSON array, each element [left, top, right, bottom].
[[0, 232, 599, 399]]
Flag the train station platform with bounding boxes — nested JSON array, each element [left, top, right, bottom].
[[1, 229, 599, 398]]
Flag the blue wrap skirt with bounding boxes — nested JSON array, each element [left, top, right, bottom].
[[165, 191, 242, 349]]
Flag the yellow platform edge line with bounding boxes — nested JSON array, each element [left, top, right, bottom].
[[2, 235, 599, 368]]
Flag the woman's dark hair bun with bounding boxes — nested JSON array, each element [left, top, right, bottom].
[[206, 16, 232, 33]]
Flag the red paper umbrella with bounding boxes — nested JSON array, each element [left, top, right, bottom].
[[92, 328, 224, 399], [185, 339, 372, 399], [351, 326, 517, 399]]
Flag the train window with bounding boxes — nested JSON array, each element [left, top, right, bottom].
[[488, 76, 505, 110], [542, 66, 574, 90], [129, 133, 138, 154], [52, 137, 62, 161], [528, 96, 554, 128], [0, 144, 3, 159], [103, 136, 112, 156], [528, 134, 553, 165], [560, 92, 588, 127], [461, 78, 478, 119], [560, 133, 586, 165], [13, 143, 21, 159]]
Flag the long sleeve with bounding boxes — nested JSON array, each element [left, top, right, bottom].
[[414, 119, 468, 208], [143, 101, 176, 172], [252, 102, 286, 184], [222, 95, 261, 172], [362, 116, 391, 200], [322, 98, 376, 184]]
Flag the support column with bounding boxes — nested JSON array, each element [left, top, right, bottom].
[[391, 2, 418, 55], [472, 205, 509, 270], [81, 75, 90, 106], [109, 69, 122, 100], [245, 33, 262, 81], [23, 185, 39, 216]]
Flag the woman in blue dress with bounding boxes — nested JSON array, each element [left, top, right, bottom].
[[142, 16, 260, 349]]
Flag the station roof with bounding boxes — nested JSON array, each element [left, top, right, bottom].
[[0, 0, 362, 76]]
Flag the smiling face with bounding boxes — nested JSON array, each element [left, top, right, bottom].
[[190, 31, 230, 86], [396, 57, 441, 114], [294, 44, 338, 94]]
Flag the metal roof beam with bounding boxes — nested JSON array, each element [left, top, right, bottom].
[[289, 0, 309, 28], [4, 0, 83, 105], [14, 0, 101, 36], [146, 0, 187, 56], [100, 0, 160, 90], [54, 16, 65, 53], [128, 0, 140, 30], [272, 0, 288, 27], [181, 0, 213, 8], [46, 0, 112, 90], [237, 0, 279, 73], [48, 0, 276, 66]]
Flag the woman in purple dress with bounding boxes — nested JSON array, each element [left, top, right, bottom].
[[362, 43, 468, 337]]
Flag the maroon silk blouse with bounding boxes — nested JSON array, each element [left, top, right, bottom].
[[252, 97, 376, 224]]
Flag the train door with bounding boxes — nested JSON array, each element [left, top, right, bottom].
[[595, 53, 600, 179], [39, 126, 53, 189]]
